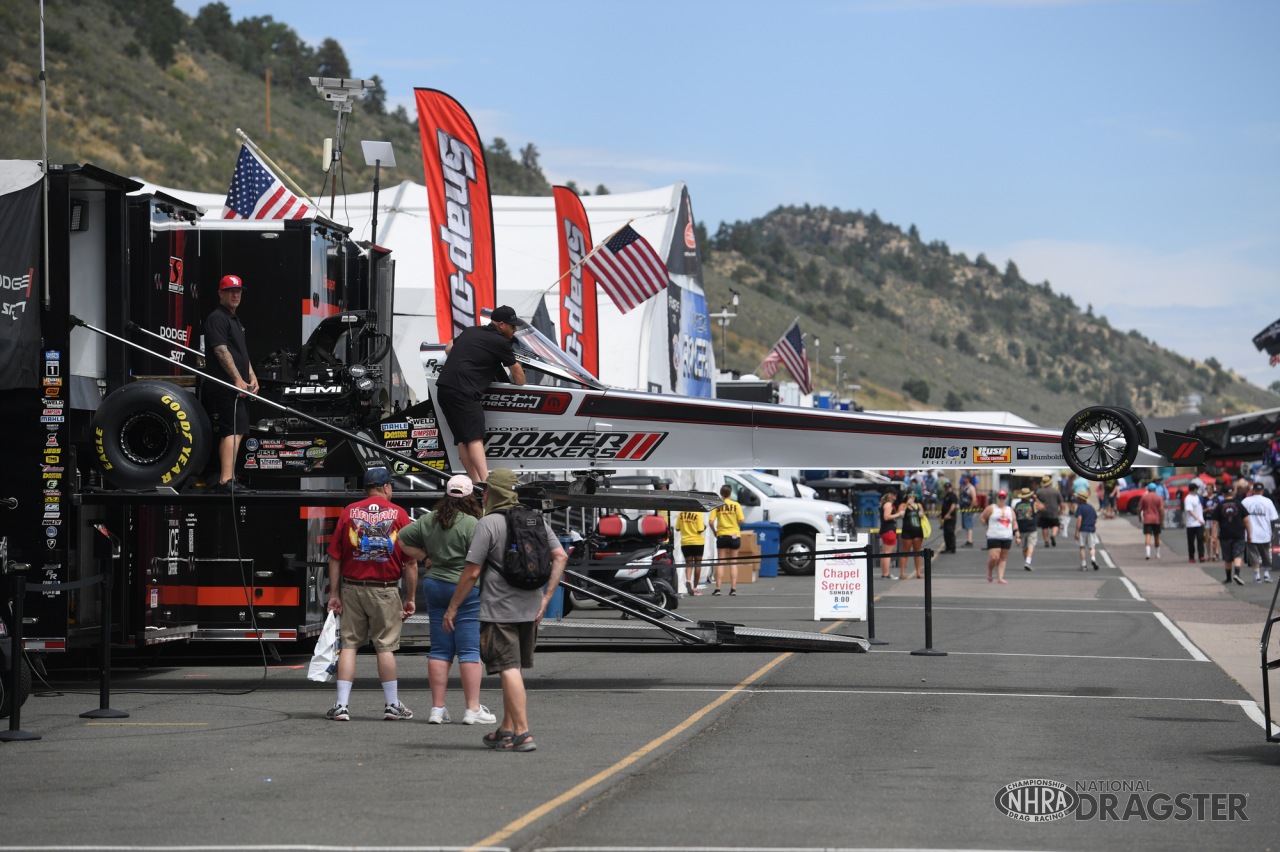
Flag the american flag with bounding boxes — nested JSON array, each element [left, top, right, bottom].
[[222, 145, 313, 220], [584, 224, 669, 313], [758, 319, 812, 394]]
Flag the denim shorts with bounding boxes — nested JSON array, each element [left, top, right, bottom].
[[422, 577, 481, 663]]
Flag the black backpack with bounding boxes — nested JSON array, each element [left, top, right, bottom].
[[495, 506, 554, 590]]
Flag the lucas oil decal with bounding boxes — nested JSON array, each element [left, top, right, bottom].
[[973, 446, 1013, 464], [485, 431, 667, 461]]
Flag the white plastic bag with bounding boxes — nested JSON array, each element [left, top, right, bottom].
[[307, 611, 341, 683]]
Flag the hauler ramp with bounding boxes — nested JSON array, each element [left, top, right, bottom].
[[542, 570, 870, 652]]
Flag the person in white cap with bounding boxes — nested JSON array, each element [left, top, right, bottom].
[[202, 274, 258, 491], [398, 474, 497, 725]]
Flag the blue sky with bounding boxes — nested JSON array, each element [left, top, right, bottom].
[[174, 0, 1280, 393]]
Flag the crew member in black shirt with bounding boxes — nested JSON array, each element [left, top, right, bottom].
[[436, 305, 526, 482], [202, 274, 258, 492]]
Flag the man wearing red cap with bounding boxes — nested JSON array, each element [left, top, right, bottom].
[[202, 274, 258, 491]]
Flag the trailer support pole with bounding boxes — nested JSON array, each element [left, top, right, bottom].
[[0, 576, 40, 742], [81, 525, 127, 720]]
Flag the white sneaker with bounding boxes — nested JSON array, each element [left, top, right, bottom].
[[1255, 573, 1262, 584], [427, 706, 451, 724], [461, 704, 497, 725]]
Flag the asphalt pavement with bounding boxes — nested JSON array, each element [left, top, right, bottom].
[[3, 512, 1279, 851]]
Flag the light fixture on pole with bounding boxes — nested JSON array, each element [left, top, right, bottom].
[[812, 337, 820, 390], [710, 290, 739, 371], [360, 141, 395, 245], [831, 344, 846, 394]]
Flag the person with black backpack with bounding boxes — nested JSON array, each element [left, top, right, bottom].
[[1214, 482, 1249, 585], [441, 468, 566, 752]]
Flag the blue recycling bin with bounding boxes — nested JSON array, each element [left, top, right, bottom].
[[854, 491, 881, 534], [742, 521, 781, 577]]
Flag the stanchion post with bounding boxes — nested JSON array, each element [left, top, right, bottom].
[[82, 524, 127, 720], [0, 574, 41, 742], [865, 536, 886, 645], [911, 547, 946, 656]]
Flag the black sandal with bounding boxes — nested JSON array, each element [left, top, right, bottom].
[[482, 730, 513, 749], [501, 731, 537, 752]]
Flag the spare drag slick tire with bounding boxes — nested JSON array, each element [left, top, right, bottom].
[[93, 381, 212, 489], [1060, 406, 1138, 482]]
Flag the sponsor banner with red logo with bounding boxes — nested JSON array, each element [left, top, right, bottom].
[[553, 186, 599, 376], [973, 446, 1013, 464], [415, 89, 495, 344], [0, 176, 43, 390]]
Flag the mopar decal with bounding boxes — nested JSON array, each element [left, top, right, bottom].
[[482, 390, 572, 414], [485, 431, 667, 461], [973, 446, 1012, 464]]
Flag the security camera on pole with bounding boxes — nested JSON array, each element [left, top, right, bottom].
[[310, 76, 377, 218]]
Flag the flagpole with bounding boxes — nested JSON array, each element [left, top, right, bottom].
[[536, 218, 633, 299], [235, 128, 320, 211]]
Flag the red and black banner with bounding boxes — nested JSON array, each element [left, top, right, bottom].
[[0, 176, 43, 390], [553, 186, 599, 376], [414, 89, 495, 344]]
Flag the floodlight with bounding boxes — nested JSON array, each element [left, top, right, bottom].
[[308, 77, 377, 112]]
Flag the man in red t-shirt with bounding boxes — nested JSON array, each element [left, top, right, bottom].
[[1138, 483, 1165, 560], [325, 467, 417, 721]]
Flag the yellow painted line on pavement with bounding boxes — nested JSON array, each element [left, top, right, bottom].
[[470, 622, 849, 850]]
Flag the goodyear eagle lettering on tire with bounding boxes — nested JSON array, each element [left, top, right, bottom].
[[92, 381, 212, 489]]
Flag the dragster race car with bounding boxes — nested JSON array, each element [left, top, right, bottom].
[[84, 311, 1200, 494], [409, 317, 1198, 485]]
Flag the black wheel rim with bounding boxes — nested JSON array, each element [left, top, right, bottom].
[[117, 411, 174, 466]]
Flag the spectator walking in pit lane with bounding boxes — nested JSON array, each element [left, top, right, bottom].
[[898, 491, 925, 580], [1102, 478, 1119, 519], [397, 474, 496, 727], [981, 489, 1019, 584], [325, 467, 417, 722], [1034, 474, 1062, 548], [879, 491, 906, 579], [1012, 487, 1041, 571], [1242, 482, 1278, 583], [675, 509, 708, 594], [939, 480, 959, 554], [1074, 492, 1099, 571], [959, 474, 978, 547], [1205, 480, 1227, 561], [442, 468, 567, 752], [1214, 482, 1249, 585], [1138, 482, 1165, 560], [709, 484, 745, 596], [1183, 481, 1207, 564]]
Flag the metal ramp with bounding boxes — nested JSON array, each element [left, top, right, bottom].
[[546, 570, 869, 652]]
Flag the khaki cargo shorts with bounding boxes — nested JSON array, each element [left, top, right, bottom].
[[480, 621, 537, 674], [339, 584, 403, 652]]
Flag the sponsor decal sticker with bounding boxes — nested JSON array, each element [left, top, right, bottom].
[[973, 446, 1012, 464], [385, 439, 412, 449], [483, 390, 572, 414], [922, 446, 967, 461], [380, 422, 409, 432], [1017, 447, 1030, 460], [485, 431, 668, 461], [258, 458, 283, 470], [383, 430, 408, 440]]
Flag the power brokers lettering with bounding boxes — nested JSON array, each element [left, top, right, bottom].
[[486, 431, 667, 461], [436, 129, 479, 341]]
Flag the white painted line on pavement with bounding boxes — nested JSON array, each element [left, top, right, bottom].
[[1153, 612, 1210, 661], [876, 650, 1199, 663], [626, 686, 1253, 706], [1100, 547, 1116, 569], [1238, 700, 1280, 737], [878, 605, 1155, 614], [1119, 576, 1146, 601]]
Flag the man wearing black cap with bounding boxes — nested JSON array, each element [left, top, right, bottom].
[[325, 466, 417, 721], [436, 306, 526, 482], [202, 274, 258, 491]]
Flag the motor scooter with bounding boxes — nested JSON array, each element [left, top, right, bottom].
[[561, 514, 680, 617]]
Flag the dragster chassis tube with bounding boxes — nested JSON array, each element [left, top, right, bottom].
[[70, 315, 450, 486]]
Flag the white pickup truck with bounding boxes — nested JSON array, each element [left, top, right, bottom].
[[722, 471, 854, 575]]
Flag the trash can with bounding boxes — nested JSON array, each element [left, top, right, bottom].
[[544, 585, 565, 619], [854, 491, 881, 535], [742, 521, 782, 577]]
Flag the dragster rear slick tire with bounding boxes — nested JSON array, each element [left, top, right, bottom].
[[1061, 406, 1139, 482], [92, 381, 212, 490]]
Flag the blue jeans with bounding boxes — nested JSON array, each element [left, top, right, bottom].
[[422, 577, 481, 663]]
